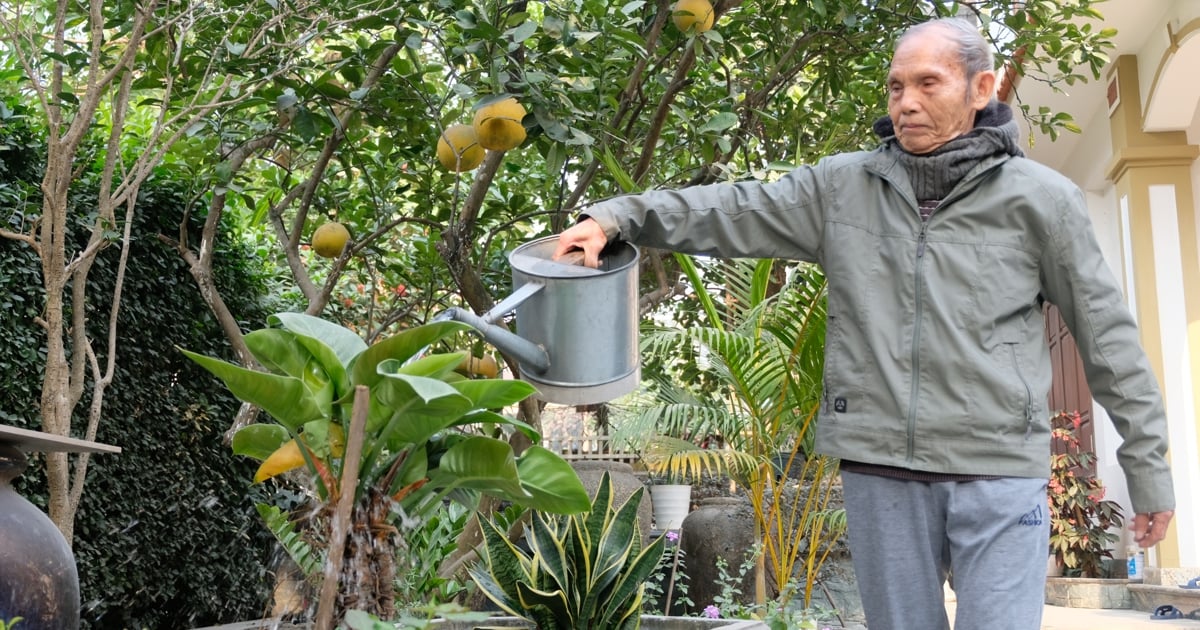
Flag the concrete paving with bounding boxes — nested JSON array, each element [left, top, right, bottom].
[[943, 602, 1200, 629]]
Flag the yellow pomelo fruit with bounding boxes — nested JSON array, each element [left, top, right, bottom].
[[472, 97, 527, 151], [457, 353, 500, 379], [672, 0, 714, 33], [436, 123, 485, 171], [312, 221, 351, 258]]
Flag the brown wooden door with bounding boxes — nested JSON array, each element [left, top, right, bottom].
[[1044, 302, 1096, 474]]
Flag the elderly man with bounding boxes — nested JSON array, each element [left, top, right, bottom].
[[554, 16, 1175, 630]]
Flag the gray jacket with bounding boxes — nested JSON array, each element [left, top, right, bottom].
[[586, 145, 1175, 513]]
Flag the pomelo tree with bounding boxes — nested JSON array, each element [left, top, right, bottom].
[[0, 0, 1115, 568]]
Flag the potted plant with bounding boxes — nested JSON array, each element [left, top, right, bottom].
[[181, 313, 590, 624], [637, 435, 753, 532], [1047, 410, 1125, 578]]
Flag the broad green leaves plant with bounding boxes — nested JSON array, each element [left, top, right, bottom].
[[470, 471, 667, 630], [182, 312, 589, 620], [182, 313, 588, 515]]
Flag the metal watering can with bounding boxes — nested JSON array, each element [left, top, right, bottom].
[[439, 235, 641, 406]]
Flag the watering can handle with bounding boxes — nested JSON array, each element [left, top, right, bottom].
[[555, 249, 588, 267], [481, 281, 544, 324]]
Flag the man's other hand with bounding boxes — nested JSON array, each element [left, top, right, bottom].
[[1131, 510, 1174, 547]]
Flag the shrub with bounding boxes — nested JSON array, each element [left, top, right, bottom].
[[1047, 410, 1125, 578]]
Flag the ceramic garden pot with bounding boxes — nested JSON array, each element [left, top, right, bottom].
[[0, 443, 80, 629]]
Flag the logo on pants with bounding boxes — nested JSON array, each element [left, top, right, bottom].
[[1018, 504, 1044, 526]]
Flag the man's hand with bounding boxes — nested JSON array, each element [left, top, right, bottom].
[[552, 218, 608, 268], [1131, 510, 1174, 547]]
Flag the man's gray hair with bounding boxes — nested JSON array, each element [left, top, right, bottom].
[[898, 17, 995, 81]]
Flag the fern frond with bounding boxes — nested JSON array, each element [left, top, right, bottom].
[[642, 435, 758, 483], [256, 503, 322, 578]]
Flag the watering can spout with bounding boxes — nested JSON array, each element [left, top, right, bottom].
[[438, 306, 550, 374]]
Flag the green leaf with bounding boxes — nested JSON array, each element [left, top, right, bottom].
[[314, 80, 350, 100], [593, 486, 642, 588], [371, 369, 472, 444], [293, 107, 318, 139], [231, 424, 291, 461], [698, 111, 738, 134], [390, 351, 466, 380], [750, 258, 775, 307], [453, 409, 542, 443], [180, 349, 324, 431], [349, 320, 470, 389], [244, 329, 313, 377], [675, 253, 722, 330], [600, 147, 638, 193], [602, 532, 666, 623], [515, 446, 590, 513], [433, 435, 529, 500], [516, 581, 572, 625], [270, 312, 367, 367], [512, 20, 537, 43], [242, 329, 334, 413], [471, 518, 530, 615], [526, 510, 570, 593], [452, 378, 537, 410], [375, 363, 471, 406]]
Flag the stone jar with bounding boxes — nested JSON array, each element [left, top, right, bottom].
[[680, 496, 772, 611], [0, 443, 81, 629]]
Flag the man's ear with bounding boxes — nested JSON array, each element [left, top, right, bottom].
[[971, 70, 997, 110]]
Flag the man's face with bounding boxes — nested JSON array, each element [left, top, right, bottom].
[[886, 29, 993, 154]]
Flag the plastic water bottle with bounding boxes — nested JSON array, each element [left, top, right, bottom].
[[1127, 544, 1145, 580]]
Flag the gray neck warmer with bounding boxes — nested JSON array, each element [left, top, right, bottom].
[[873, 100, 1024, 203]]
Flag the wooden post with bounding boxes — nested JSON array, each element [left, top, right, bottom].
[[315, 385, 369, 630]]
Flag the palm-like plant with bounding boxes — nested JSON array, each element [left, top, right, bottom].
[[616, 256, 846, 608]]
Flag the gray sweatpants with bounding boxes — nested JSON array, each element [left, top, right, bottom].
[[841, 470, 1050, 630]]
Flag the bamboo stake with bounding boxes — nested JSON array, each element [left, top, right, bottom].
[[315, 385, 369, 630]]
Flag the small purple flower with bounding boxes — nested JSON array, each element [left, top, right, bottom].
[[702, 605, 720, 619], [665, 530, 679, 542]]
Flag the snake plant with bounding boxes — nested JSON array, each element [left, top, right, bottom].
[[469, 471, 667, 629]]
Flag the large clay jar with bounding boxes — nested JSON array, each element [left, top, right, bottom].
[[679, 496, 772, 611], [569, 461, 653, 544], [0, 444, 81, 629]]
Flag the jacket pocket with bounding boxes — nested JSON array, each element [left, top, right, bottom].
[[1004, 342, 1036, 439]]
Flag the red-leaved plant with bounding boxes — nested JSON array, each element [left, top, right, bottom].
[[1048, 410, 1125, 578]]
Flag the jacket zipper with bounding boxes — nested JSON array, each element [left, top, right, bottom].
[[1008, 344, 1036, 438], [906, 219, 931, 462], [869, 158, 1009, 462]]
